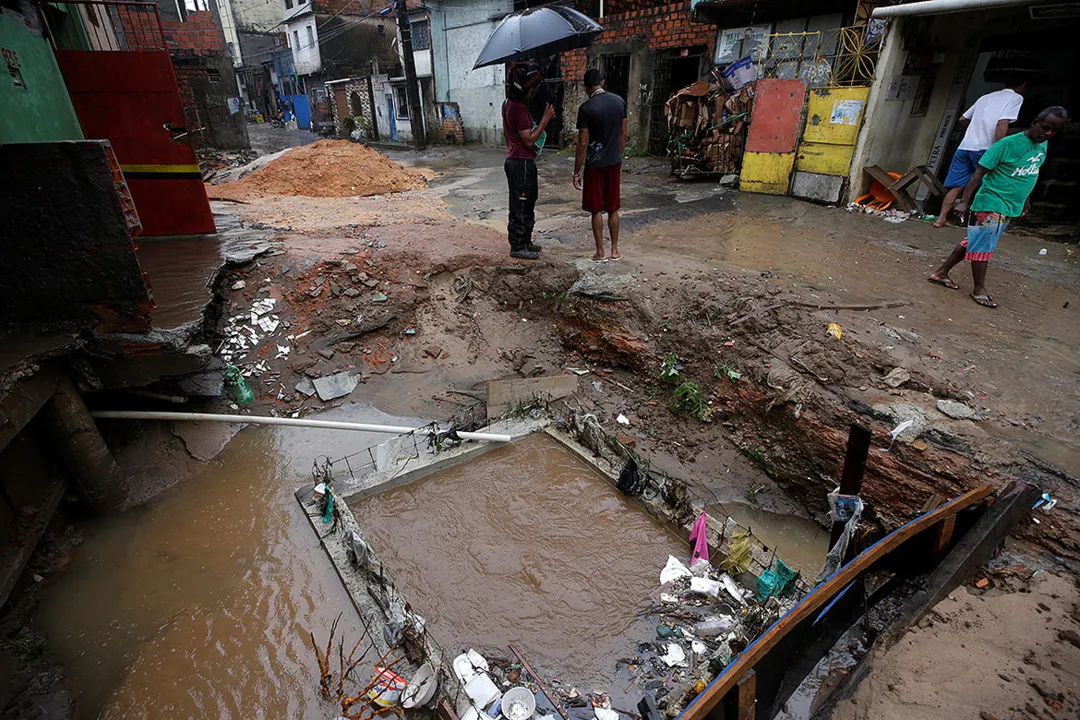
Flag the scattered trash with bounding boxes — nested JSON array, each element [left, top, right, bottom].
[[231, 279, 246, 290], [911, 438, 929, 451], [312, 372, 358, 401], [660, 555, 693, 584], [371, 291, 389, 303], [1039, 248, 1048, 256], [693, 615, 737, 637], [691, 638, 707, 656], [402, 662, 438, 709], [690, 576, 722, 598], [404, 327, 417, 336], [224, 365, 255, 406], [566, 367, 591, 376], [368, 665, 408, 707], [975, 577, 990, 589], [660, 643, 687, 668], [882, 367, 911, 388], [1033, 492, 1057, 514], [826, 322, 843, 339], [883, 419, 913, 451], [502, 686, 536, 720], [616, 414, 630, 426]]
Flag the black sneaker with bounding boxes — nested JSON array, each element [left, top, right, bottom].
[[510, 248, 540, 260], [525, 242, 543, 252]]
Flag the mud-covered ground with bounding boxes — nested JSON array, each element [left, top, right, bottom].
[[210, 144, 1080, 567]]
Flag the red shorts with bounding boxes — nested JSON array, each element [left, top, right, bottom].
[[582, 164, 621, 214]]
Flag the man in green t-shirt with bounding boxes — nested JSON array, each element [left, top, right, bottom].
[[929, 106, 1067, 308]]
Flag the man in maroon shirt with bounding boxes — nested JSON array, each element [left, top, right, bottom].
[[503, 63, 555, 260]]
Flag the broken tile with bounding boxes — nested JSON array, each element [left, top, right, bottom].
[[295, 377, 316, 397], [313, 372, 358, 401]]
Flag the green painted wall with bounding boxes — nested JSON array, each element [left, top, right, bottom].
[[0, 9, 83, 142]]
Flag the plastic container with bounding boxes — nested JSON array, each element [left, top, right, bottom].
[[693, 615, 737, 637], [224, 365, 255, 406], [501, 687, 536, 720]]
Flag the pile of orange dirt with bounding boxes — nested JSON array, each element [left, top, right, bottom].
[[208, 139, 427, 200]]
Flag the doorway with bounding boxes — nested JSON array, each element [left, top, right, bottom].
[[648, 46, 707, 155], [600, 53, 631, 102]]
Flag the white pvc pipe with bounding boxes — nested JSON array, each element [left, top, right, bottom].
[[871, 0, 1037, 18], [91, 410, 513, 443]]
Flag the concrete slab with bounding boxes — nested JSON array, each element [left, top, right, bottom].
[[313, 372, 358, 401], [792, 171, 844, 203]]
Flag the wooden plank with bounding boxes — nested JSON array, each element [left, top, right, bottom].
[[486, 375, 577, 419], [677, 483, 993, 720], [735, 670, 756, 720], [932, 514, 956, 563]]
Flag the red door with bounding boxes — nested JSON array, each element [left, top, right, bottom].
[[51, 2, 215, 236]]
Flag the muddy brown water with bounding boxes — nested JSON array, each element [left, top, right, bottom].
[[352, 433, 689, 688], [35, 406, 421, 719], [717, 503, 829, 577]]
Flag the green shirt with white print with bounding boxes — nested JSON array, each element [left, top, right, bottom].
[[971, 132, 1048, 218]]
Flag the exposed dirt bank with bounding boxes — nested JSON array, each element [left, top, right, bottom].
[[833, 571, 1080, 720]]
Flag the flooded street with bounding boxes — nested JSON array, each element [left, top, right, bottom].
[[352, 433, 689, 688], [35, 407, 421, 719]]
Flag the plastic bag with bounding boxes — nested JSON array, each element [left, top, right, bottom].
[[660, 555, 692, 585], [693, 615, 736, 637], [720, 532, 753, 575]]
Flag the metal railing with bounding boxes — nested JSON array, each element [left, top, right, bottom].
[[752, 24, 883, 88]]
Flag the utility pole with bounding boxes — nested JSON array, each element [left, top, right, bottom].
[[395, 0, 426, 150]]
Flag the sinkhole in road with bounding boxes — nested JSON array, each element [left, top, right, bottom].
[[350, 432, 689, 689]]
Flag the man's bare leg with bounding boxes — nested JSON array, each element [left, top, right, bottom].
[[934, 187, 962, 228], [929, 244, 966, 289], [591, 212, 605, 260], [970, 260, 995, 306], [608, 210, 620, 259]]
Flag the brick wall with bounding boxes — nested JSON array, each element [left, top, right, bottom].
[[161, 11, 227, 57], [436, 102, 465, 145], [561, 1, 714, 85], [159, 10, 225, 56]]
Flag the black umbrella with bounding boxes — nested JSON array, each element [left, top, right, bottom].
[[473, 6, 603, 70]]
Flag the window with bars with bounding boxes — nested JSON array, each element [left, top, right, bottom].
[[410, 20, 430, 51]]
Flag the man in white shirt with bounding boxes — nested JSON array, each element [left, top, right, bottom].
[[935, 76, 1027, 227]]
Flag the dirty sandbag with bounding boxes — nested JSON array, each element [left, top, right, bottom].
[[660, 555, 692, 585], [720, 532, 753, 575], [616, 457, 645, 496], [344, 529, 372, 569], [693, 615, 737, 637]]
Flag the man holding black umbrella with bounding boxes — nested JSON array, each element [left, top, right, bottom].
[[503, 63, 555, 260]]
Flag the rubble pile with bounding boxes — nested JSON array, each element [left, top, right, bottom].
[[197, 147, 258, 181], [665, 80, 754, 177], [209, 139, 427, 200]]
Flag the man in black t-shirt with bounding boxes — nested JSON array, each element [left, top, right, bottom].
[[573, 68, 627, 261]]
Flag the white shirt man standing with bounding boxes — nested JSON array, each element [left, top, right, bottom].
[[935, 76, 1027, 227]]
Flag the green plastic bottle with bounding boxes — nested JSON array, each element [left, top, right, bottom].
[[224, 365, 255, 406]]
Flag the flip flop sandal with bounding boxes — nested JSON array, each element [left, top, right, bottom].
[[607, 255, 623, 261], [928, 276, 959, 290], [970, 293, 997, 308]]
